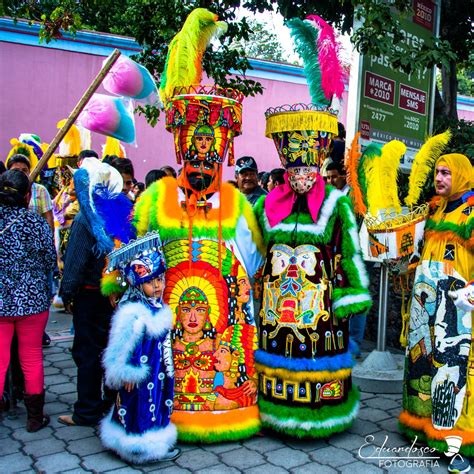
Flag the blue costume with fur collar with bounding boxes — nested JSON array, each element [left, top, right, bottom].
[[100, 301, 176, 464]]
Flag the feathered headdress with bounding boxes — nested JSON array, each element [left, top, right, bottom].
[[6, 133, 54, 171], [159, 8, 227, 105], [347, 132, 452, 217], [346, 133, 367, 215], [102, 137, 126, 159], [353, 140, 406, 216], [287, 15, 345, 105], [56, 120, 91, 167], [405, 130, 451, 207]]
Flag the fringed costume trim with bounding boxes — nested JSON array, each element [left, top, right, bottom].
[[256, 364, 351, 383], [399, 410, 474, 456], [171, 405, 260, 443], [133, 177, 245, 241], [259, 387, 359, 438], [255, 343, 356, 373]]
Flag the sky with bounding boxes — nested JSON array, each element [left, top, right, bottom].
[[235, 6, 353, 66]]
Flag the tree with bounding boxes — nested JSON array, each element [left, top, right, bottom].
[[229, 18, 285, 62], [266, 0, 472, 121], [5, 0, 267, 125]]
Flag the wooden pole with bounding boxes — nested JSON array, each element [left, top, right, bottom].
[[29, 48, 122, 182]]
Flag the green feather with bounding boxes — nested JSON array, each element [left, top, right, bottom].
[[287, 18, 328, 106]]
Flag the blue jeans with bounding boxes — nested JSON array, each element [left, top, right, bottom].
[[350, 313, 367, 356]]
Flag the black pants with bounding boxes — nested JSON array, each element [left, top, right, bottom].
[[71, 289, 115, 425]]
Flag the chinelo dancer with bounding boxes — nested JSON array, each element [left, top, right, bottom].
[[102, 8, 264, 443], [254, 15, 371, 438]]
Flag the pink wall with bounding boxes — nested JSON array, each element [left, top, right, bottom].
[[2, 41, 347, 181]]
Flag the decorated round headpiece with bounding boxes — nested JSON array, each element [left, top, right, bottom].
[[106, 232, 166, 286], [265, 15, 345, 170], [179, 286, 209, 306], [265, 104, 338, 168], [166, 85, 243, 166], [159, 8, 242, 166]]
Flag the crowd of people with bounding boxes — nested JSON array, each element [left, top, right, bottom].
[[1, 126, 472, 469], [0, 7, 472, 472]]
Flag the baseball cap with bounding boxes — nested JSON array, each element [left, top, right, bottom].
[[235, 156, 258, 174]]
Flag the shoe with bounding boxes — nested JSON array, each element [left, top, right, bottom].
[[23, 392, 50, 432], [42, 332, 51, 347], [57, 415, 76, 426], [448, 454, 471, 473], [58, 414, 97, 427], [160, 448, 181, 462], [0, 393, 10, 412]]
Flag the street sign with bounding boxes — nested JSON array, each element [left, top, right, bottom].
[[357, 0, 438, 170]]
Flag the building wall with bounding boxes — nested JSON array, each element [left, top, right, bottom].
[[1, 20, 345, 181], [0, 19, 471, 181]]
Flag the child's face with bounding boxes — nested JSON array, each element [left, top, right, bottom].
[[142, 276, 165, 299]]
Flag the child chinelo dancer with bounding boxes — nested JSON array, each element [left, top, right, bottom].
[[99, 231, 180, 464]]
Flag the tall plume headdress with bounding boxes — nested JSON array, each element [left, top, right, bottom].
[[265, 15, 345, 169], [160, 8, 243, 167], [346, 131, 451, 273]]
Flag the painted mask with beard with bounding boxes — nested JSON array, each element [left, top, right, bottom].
[[183, 159, 219, 193]]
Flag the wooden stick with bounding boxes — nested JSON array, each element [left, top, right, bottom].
[[29, 48, 122, 181]]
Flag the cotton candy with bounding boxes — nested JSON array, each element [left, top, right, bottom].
[[103, 55, 160, 105], [78, 94, 136, 144]]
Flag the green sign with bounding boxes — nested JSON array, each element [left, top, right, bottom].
[[358, 0, 436, 170]]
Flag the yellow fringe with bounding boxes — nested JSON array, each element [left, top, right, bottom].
[[265, 110, 338, 137], [256, 363, 351, 383]]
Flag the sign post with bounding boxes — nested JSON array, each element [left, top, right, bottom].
[[357, 0, 437, 171], [349, 0, 440, 393]]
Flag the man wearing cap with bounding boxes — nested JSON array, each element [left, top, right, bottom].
[[235, 156, 267, 206]]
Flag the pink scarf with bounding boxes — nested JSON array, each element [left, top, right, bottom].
[[264, 172, 325, 227]]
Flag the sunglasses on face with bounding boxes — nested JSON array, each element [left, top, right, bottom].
[[124, 180, 133, 186]]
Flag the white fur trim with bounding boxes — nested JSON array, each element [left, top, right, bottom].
[[263, 188, 343, 235], [100, 411, 177, 464], [332, 293, 372, 310], [261, 400, 359, 432], [340, 200, 369, 289], [103, 302, 173, 389]]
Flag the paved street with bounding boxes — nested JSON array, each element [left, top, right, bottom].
[[0, 310, 449, 473]]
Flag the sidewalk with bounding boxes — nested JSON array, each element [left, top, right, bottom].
[[0, 312, 449, 473]]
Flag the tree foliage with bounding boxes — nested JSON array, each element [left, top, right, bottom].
[[229, 18, 285, 62], [5, 0, 266, 125]]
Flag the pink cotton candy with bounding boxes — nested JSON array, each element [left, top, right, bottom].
[[306, 15, 345, 100], [78, 94, 136, 143], [103, 55, 159, 104]]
